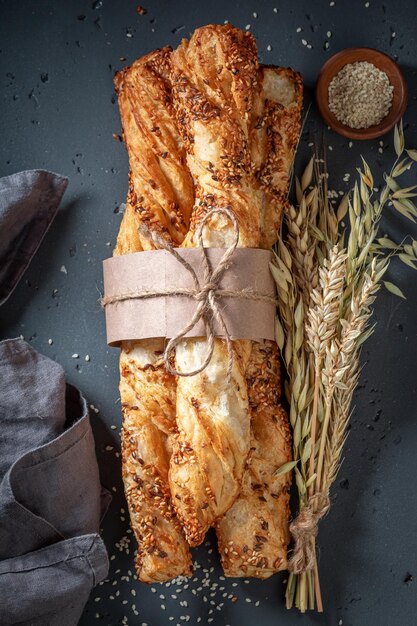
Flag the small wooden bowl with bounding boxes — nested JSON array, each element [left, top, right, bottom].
[[315, 47, 408, 140]]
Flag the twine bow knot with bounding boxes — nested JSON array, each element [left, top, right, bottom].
[[146, 207, 240, 381], [288, 493, 330, 574]]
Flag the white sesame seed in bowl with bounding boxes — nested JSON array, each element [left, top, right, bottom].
[[315, 47, 408, 140]]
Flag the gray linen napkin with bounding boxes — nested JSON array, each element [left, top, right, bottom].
[[0, 170, 111, 625], [0, 339, 111, 626], [0, 169, 68, 306]]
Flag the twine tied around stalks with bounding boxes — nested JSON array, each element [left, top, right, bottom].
[[288, 493, 330, 574], [101, 207, 277, 381]]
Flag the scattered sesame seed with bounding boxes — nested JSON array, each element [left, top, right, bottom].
[[252, 12, 257, 18], [327, 30, 332, 37], [301, 39, 307, 45], [245, 24, 251, 30], [307, 43, 312, 49], [48, 338, 53, 345], [60, 265, 67, 274], [273, 7, 278, 12], [72, 353, 79, 359], [267, 44, 272, 51], [296, 26, 302, 32], [111, 424, 117, 430], [391, 31, 396, 38], [330, 0, 335, 5], [365, 1, 369, 5], [85, 354, 90, 361]]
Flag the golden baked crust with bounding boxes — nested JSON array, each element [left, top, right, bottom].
[[168, 25, 264, 546], [171, 24, 262, 248], [216, 342, 292, 577], [114, 53, 193, 582], [115, 47, 194, 248], [119, 342, 192, 583], [253, 66, 303, 248], [215, 63, 302, 578]]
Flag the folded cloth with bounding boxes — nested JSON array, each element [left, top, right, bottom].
[[0, 169, 68, 306], [0, 338, 111, 625]]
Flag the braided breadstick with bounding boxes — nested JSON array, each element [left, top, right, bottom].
[[114, 48, 193, 581], [216, 65, 302, 577], [115, 47, 194, 248], [168, 25, 266, 547]]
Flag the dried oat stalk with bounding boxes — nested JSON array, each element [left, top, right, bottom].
[[272, 123, 417, 613]]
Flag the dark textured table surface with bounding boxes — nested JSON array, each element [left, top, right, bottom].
[[1, 1, 417, 625]]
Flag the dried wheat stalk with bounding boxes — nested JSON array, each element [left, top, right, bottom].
[[272, 123, 417, 613]]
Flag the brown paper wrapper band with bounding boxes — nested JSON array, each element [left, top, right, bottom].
[[102, 207, 276, 381], [102, 246, 276, 346]]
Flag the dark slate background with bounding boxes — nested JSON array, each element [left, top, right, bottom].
[[1, 1, 417, 624]]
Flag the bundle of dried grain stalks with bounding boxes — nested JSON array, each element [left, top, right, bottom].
[[271, 123, 417, 612]]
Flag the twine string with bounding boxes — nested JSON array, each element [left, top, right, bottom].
[[156, 207, 238, 381], [288, 493, 330, 574], [102, 207, 275, 380]]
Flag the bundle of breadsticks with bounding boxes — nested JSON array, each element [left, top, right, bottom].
[[112, 24, 302, 583]]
